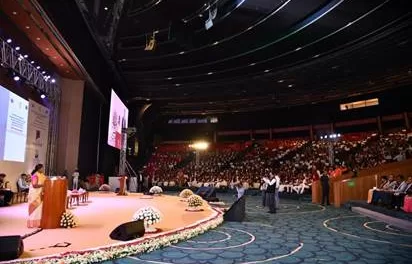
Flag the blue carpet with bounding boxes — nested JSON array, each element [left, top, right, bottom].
[[101, 193, 411, 264]]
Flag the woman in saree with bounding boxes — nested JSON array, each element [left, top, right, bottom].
[[27, 164, 47, 228]]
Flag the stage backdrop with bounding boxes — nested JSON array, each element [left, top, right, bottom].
[[26, 100, 50, 173], [0, 100, 50, 192]]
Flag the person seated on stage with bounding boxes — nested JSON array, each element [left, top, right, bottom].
[[392, 176, 412, 210], [169, 180, 176, 187], [17, 173, 30, 193], [0, 173, 13, 206]]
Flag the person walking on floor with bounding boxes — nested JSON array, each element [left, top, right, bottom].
[[320, 170, 330, 206]]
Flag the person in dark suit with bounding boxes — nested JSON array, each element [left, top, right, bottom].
[[263, 174, 277, 214], [320, 171, 330, 206]]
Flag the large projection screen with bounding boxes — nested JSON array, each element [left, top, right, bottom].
[[0, 84, 29, 162], [107, 90, 129, 150]]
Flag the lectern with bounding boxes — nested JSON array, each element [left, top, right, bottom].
[[118, 176, 127, 195], [41, 178, 68, 229]]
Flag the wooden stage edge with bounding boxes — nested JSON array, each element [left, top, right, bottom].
[[0, 193, 224, 264]]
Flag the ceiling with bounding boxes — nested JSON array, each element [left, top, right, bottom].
[[0, 0, 85, 80], [41, 0, 412, 114]]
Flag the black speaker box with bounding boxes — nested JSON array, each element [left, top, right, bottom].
[[109, 220, 145, 241], [224, 195, 246, 222], [0, 235, 24, 261]]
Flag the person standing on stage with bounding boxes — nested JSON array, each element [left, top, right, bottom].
[[260, 177, 268, 208], [72, 169, 80, 190], [320, 170, 331, 206], [27, 164, 47, 228], [137, 171, 144, 192], [263, 173, 278, 214], [273, 172, 281, 209]]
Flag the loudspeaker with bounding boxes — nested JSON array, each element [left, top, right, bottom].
[[0, 235, 24, 261], [224, 195, 246, 222], [109, 220, 145, 241]]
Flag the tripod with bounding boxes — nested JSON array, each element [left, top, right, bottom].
[[125, 160, 138, 193]]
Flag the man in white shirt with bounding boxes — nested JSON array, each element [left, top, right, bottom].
[[72, 169, 80, 190]]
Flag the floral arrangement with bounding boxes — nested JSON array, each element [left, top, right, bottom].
[[132, 206, 162, 232], [187, 194, 203, 208], [15, 210, 223, 264], [60, 211, 77, 228], [149, 186, 163, 195], [179, 189, 193, 199]]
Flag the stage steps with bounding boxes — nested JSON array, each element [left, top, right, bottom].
[[351, 206, 412, 230]]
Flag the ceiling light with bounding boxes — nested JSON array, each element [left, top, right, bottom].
[[30, 60, 35, 64], [42, 71, 46, 74], [199, 14, 203, 17], [207, 72, 213, 75], [295, 47, 302, 51], [264, 69, 270, 73], [15, 46, 20, 51], [36, 66, 40, 69], [6, 39, 12, 43], [51, 79, 56, 83], [40, 94, 46, 99], [249, 63, 256, 66], [166, 77, 173, 80], [104, 7, 108, 10], [175, 84, 181, 86], [12, 11, 17, 15], [179, 51, 185, 55], [18, 55, 23, 61], [154, 30, 159, 34], [36, 37, 41, 41], [25, 26, 30, 29], [313, 54, 320, 58], [278, 80, 284, 83], [13, 75, 20, 81], [23, 54, 28, 58], [213, 41, 219, 45], [247, 26, 253, 30], [288, 84, 294, 88]]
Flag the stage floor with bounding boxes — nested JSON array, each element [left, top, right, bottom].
[[0, 192, 216, 260]]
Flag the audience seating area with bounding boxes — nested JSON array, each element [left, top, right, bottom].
[[144, 131, 412, 212]]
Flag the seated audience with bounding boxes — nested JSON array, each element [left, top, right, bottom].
[[17, 173, 30, 192], [0, 173, 13, 206]]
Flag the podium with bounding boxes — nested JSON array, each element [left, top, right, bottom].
[[41, 178, 68, 229], [118, 176, 127, 195]]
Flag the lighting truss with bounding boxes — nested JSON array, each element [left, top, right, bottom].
[[0, 37, 60, 100]]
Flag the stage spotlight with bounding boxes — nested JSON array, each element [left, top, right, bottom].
[[15, 46, 20, 51], [41, 71, 46, 74], [51, 79, 56, 83], [30, 61, 34, 64], [23, 54, 28, 58], [40, 94, 46, 99], [36, 66, 40, 69], [13, 75, 20, 81], [6, 39, 12, 43]]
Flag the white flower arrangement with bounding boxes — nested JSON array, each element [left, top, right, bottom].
[[149, 186, 163, 195], [132, 206, 162, 232], [187, 194, 203, 208], [60, 211, 77, 228], [179, 189, 194, 199], [10, 210, 224, 264]]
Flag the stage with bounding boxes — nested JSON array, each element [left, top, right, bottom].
[[0, 192, 223, 263]]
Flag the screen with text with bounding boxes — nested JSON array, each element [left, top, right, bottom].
[[0, 85, 29, 162], [107, 90, 129, 150]]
